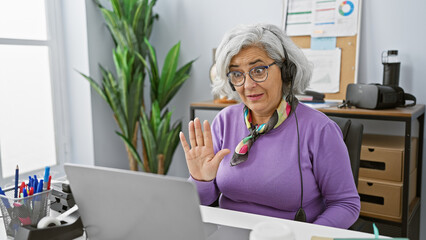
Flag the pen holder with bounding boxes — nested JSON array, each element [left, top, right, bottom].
[[0, 188, 52, 238]]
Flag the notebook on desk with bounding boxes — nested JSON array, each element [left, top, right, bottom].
[[64, 163, 250, 240]]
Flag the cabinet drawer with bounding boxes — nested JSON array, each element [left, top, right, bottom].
[[358, 177, 402, 221], [359, 135, 417, 182], [360, 148, 402, 181]]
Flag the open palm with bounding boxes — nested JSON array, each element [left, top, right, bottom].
[[179, 118, 230, 181]]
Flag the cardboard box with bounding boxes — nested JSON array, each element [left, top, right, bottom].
[[358, 177, 402, 222], [359, 135, 417, 182]]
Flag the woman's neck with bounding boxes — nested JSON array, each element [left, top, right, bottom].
[[250, 98, 283, 125], [251, 112, 273, 125]]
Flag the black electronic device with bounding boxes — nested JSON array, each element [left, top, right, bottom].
[[345, 83, 416, 110], [50, 183, 76, 213], [298, 90, 325, 103]]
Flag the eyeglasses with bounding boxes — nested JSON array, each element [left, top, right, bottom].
[[227, 62, 276, 87]]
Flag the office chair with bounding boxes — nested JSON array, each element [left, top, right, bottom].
[[329, 116, 363, 187], [329, 116, 365, 231]]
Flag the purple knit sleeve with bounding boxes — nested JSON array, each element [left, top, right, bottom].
[[188, 176, 220, 205], [312, 122, 361, 228]]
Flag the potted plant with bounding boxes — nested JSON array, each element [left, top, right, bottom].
[[81, 0, 194, 174], [120, 39, 195, 174]]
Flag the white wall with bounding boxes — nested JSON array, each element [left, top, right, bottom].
[[61, 0, 130, 170], [61, 0, 94, 166], [63, 0, 426, 238]]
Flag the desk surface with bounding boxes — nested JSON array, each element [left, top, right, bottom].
[[0, 205, 380, 239], [318, 104, 425, 118], [200, 206, 380, 239], [191, 101, 425, 118]]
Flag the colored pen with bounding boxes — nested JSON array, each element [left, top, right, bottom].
[[28, 176, 32, 188], [43, 166, 50, 190], [0, 187, 11, 209], [37, 180, 43, 194], [23, 189, 28, 207], [29, 187, 34, 196], [14, 165, 19, 198], [34, 176, 38, 194], [47, 175, 52, 190], [19, 181, 25, 196]]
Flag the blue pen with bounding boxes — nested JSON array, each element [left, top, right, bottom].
[[34, 176, 38, 194], [37, 180, 43, 194], [14, 165, 19, 198], [23, 189, 28, 206], [43, 166, 50, 190], [0, 187, 11, 209], [34, 180, 44, 204]]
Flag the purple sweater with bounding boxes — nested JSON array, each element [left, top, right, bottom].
[[190, 103, 360, 229]]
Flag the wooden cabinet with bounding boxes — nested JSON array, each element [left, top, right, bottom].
[[357, 134, 418, 222], [318, 105, 424, 239]]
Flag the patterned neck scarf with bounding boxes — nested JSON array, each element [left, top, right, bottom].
[[230, 98, 292, 166]]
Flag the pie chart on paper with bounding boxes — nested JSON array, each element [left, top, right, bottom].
[[339, 1, 354, 16]]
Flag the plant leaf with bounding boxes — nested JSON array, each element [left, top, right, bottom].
[[116, 131, 143, 167]]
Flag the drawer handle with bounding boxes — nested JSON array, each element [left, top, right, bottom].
[[360, 194, 384, 205], [360, 160, 385, 170], [367, 182, 373, 186], [368, 148, 375, 152]]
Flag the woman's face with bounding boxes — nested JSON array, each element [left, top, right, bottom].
[[229, 46, 283, 121]]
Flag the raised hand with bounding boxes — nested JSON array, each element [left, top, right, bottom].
[[179, 118, 230, 181]]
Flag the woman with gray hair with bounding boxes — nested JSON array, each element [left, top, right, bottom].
[[179, 23, 360, 229]]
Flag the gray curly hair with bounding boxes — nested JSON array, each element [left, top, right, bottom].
[[212, 23, 312, 100]]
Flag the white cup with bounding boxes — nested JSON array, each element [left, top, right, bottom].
[[250, 221, 295, 240]]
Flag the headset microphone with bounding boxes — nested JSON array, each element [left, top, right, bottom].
[[285, 53, 306, 222], [268, 27, 306, 222], [228, 80, 236, 91]]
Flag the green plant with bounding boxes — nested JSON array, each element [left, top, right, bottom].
[[82, 0, 195, 173], [144, 39, 195, 110], [97, 0, 157, 55], [81, 46, 144, 171], [119, 40, 195, 174], [119, 102, 181, 174], [81, 0, 157, 171]]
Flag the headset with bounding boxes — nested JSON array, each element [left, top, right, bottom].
[[228, 27, 306, 222]]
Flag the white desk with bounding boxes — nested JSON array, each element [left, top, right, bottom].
[[200, 206, 382, 239], [1, 205, 382, 239]]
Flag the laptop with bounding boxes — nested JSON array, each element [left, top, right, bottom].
[[64, 163, 250, 240]]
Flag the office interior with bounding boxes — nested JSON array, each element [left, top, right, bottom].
[[1, 0, 425, 239]]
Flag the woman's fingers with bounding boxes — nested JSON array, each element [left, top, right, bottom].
[[179, 132, 190, 153], [188, 120, 197, 148], [203, 120, 213, 149], [211, 149, 231, 168], [194, 118, 204, 146]]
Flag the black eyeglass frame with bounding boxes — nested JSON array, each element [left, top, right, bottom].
[[227, 62, 277, 87]]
